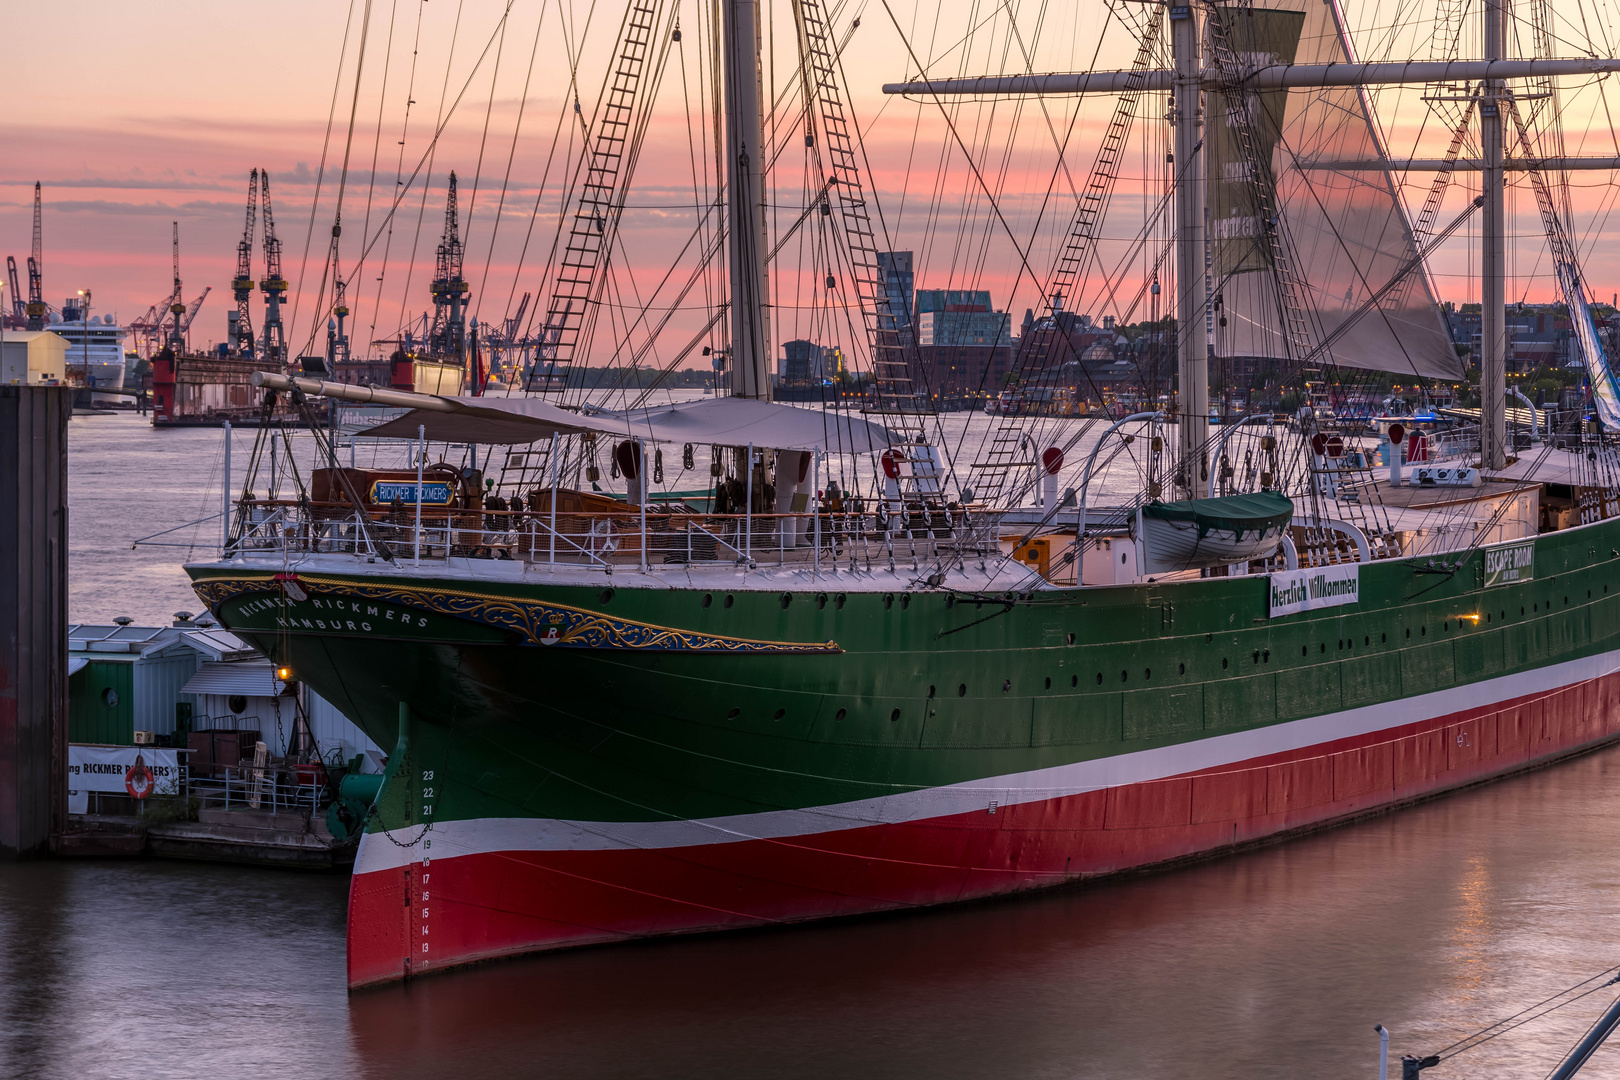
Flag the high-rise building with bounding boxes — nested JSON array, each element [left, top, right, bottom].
[[877, 251, 915, 347], [913, 289, 1014, 348], [779, 339, 826, 381], [906, 285, 1016, 403]]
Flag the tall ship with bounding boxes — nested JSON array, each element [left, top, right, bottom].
[[180, 0, 1620, 987]]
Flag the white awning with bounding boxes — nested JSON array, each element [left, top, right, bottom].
[[357, 394, 895, 452], [180, 660, 284, 697], [355, 396, 629, 444]]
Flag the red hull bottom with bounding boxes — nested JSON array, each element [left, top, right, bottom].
[[348, 675, 1620, 988]]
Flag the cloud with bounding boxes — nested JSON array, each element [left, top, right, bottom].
[[0, 177, 236, 192], [47, 199, 242, 217]]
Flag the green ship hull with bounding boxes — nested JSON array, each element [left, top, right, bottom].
[[189, 515, 1620, 986]]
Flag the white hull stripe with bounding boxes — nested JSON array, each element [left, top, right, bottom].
[[356, 647, 1620, 875]]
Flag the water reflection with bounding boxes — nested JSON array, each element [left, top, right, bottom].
[[4, 748, 1620, 1079]]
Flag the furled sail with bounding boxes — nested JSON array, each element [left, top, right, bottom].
[[1560, 261, 1620, 428], [1207, 0, 1464, 380]]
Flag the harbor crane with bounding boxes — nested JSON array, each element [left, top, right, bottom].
[[4, 257, 22, 328], [129, 285, 211, 358], [428, 172, 468, 358], [25, 182, 45, 330], [230, 170, 259, 358], [259, 170, 288, 366], [168, 223, 187, 348]]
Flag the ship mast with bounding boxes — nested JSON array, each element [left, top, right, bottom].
[[1480, 0, 1507, 470], [1170, 4, 1208, 495], [723, 0, 772, 400]]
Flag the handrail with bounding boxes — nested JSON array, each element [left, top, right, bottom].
[[1301, 516, 1373, 564], [1076, 412, 1159, 538]]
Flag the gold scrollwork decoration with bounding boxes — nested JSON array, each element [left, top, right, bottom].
[[191, 574, 841, 655]]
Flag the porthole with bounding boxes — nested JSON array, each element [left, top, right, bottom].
[[817, 593, 828, 610], [1095, 673, 1103, 685], [102, 688, 119, 707], [1254, 650, 1261, 664], [726, 707, 740, 719], [1338, 639, 1343, 650], [1381, 633, 1387, 642], [958, 683, 968, 697], [836, 593, 847, 609], [900, 594, 911, 610], [835, 708, 847, 721], [1406, 629, 1411, 639], [1320, 643, 1327, 653], [702, 593, 713, 608], [773, 708, 786, 720], [1067, 632, 1076, 645], [1222, 658, 1229, 670], [928, 685, 936, 698], [724, 594, 735, 609], [599, 588, 616, 603], [1533, 603, 1538, 613], [884, 594, 894, 610], [1121, 670, 1129, 683], [1044, 677, 1052, 690], [1071, 674, 1079, 688], [1565, 596, 1569, 605], [890, 708, 901, 722], [1302, 645, 1308, 657], [1421, 626, 1426, 636], [1178, 662, 1186, 675], [1364, 636, 1370, 646], [1263, 650, 1270, 663], [1521, 607, 1526, 615], [1486, 613, 1491, 622], [227, 694, 247, 715], [1003, 679, 1013, 693], [780, 593, 793, 609], [1144, 668, 1152, 680]]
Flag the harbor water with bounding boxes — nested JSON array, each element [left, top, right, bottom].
[[7, 408, 1618, 1077], [4, 740, 1620, 1077]]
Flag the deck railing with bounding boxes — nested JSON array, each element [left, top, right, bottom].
[[226, 498, 993, 576], [187, 763, 327, 815]]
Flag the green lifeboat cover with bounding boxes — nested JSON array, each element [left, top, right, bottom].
[[1141, 490, 1294, 539]]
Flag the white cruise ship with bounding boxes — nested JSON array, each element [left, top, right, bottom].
[[49, 298, 128, 396]]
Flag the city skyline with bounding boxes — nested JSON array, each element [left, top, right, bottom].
[[7, 0, 1620, 366]]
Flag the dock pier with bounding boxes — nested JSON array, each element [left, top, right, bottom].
[[0, 386, 73, 859]]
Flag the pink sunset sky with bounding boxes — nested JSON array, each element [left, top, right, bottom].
[[7, 0, 1620, 365]]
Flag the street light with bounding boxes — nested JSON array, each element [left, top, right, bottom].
[[77, 288, 91, 387]]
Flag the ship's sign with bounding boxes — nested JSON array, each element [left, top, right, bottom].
[[1483, 539, 1535, 588], [369, 480, 454, 506], [1268, 564, 1359, 618]]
